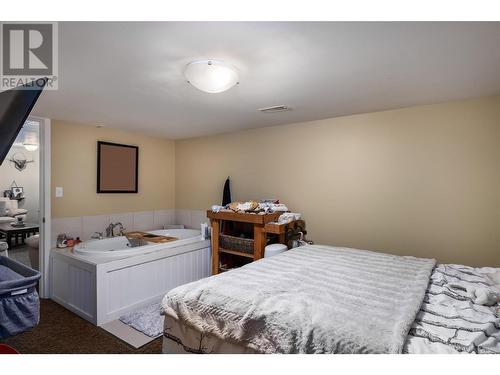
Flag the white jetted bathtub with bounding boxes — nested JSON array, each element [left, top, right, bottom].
[[50, 229, 211, 326], [73, 229, 202, 259]]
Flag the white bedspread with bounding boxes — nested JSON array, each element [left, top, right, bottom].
[[162, 245, 436, 353]]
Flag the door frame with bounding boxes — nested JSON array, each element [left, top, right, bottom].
[[30, 116, 51, 298]]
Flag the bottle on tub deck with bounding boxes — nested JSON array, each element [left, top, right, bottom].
[[56, 233, 67, 248], [200, 222, 210, 240]]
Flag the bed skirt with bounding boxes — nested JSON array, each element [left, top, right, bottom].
[[162, 314, 259, 354]]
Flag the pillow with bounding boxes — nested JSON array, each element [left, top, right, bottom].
[[8, 208, 28, 217], [0, 201, 6, 216]]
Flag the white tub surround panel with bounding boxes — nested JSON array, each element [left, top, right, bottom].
[[51, 254, 96, 322], [104, 248, 210, 320], [50, 237, 211, 326]]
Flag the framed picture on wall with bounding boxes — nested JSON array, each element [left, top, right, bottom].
[[11, 186, 24, 199], [97, 141, 139, 193]]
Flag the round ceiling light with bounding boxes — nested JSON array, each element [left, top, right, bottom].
[[184, 60, 239, 94]]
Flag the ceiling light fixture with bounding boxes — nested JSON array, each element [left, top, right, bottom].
[[184, 60, 239, 94], [23, 143, 38, 151]]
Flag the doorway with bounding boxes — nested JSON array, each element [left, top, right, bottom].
[[0, 118, 41, 269], [0, 116, 51, 298]]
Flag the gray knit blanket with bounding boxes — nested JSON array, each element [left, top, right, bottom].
[[162, 245, 436, 353], [405, 264, 499, 353]]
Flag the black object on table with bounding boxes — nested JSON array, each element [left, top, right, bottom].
[[0, 222, 39, 248]]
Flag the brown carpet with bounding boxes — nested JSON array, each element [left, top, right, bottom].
[[0, 298, 162, 354]]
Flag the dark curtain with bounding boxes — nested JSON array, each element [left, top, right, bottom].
[[222, 177, 231, 206]]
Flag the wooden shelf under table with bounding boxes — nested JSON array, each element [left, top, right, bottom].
[[218, 247, 255, 259]]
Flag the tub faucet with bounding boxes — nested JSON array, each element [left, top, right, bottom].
[[115, 222, 126, 236], [106, 223, 116, 237], [106, 222, 126, 237]]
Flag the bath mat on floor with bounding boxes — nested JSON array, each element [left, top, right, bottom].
[[119, 302, 164, 338], [101, 320, 157, 349]]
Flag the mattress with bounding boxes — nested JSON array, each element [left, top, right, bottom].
[[161, 247, 499, 354]]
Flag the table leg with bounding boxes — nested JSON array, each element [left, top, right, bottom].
[[254, 223, 266, 260], [7, 233, 12, 248], [211, 219, 220, 275]]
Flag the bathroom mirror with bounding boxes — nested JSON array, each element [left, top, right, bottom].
[[97, 141, 138, 193]]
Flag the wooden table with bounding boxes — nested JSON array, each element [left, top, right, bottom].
[[206, 211, 306, 275], [0, 222, 39, 248], [207, 210, 281, 275]]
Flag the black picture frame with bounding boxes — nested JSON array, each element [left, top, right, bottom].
[[11, 186, 24, 199], [97, 141, 139, 194]]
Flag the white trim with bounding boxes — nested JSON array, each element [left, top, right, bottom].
[[31, 116, 51, 298]]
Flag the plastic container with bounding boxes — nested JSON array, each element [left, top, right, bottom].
[[0, 256, 41, 339], [264, 243, 288, 258]]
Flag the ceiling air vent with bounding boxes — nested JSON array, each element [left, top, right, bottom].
[[258, 105, 290, 113]]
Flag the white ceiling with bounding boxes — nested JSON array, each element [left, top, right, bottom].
[[32, 22, 500, 139]]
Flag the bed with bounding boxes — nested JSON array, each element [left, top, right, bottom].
[[160, 245, 499, 354]]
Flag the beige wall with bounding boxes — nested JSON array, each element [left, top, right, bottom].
[[175, 96, 500, 267], [51, 121, 175, 218]]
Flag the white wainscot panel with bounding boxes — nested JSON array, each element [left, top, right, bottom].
[[82, 215, 111, 240], [104, 247, 211, 322], [175, 209, 191, 228], [154, 209, 175, 229], [190, 210, 208, 230], [50, 255, 96, 323], [133, 211, 155, 231]]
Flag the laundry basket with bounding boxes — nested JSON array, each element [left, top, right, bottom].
[[0, 256, 41, 339]]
